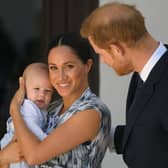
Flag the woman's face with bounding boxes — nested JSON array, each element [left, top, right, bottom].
[[48, 45, 92, 100]]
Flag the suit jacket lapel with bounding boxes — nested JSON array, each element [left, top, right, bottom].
[[123, 82, 154, 149]]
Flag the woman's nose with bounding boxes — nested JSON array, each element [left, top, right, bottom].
[[58, 69, 66, 80]]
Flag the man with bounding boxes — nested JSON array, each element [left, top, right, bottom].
[[80, 2, 168, 168]]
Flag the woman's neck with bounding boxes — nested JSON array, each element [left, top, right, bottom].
[[60, 86, 89, 115]]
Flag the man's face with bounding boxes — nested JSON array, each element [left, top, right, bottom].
[[88, 37, 133, 75]]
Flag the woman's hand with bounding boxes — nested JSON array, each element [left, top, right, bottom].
[[10, 77, 25, 115], [0, 141, 23, 165]]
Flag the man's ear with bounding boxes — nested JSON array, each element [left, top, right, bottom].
[[109, 42, 125, 56]]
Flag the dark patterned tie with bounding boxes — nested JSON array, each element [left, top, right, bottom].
[[134, 74, 144, 99], [137, 75, 144, 89]]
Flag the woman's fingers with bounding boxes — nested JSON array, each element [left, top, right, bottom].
[[10, 77, 25, 115], [19, 77, 25, 96], [1, 141, 23, 164]]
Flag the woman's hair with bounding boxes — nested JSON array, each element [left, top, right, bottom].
[[49, 32, 95, 64]]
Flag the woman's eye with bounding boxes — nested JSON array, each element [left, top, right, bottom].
[[34, 88, 39, 91], [67, 64, 74, 68], [49, 66, 57, 71]]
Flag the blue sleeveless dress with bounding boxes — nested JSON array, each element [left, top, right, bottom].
[[40, 88, 111, 168]]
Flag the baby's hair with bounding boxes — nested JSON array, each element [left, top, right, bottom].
[[23, 62, 48, 80]]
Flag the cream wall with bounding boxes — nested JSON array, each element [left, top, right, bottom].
[[99, 0, 168, 167]]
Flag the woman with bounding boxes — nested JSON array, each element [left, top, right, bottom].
[[0, 32, 111, 168]]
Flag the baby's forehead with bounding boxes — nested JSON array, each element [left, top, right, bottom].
[[25, 74, 51, 89], [24, 70, 49, 86], [24, 64, 48, 76]]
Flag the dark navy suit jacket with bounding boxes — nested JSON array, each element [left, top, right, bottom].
[[114, 45, 168, 168]]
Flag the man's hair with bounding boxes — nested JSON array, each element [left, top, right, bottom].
[[80, 2, 147, 48]]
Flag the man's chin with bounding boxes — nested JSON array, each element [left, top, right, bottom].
[[115, 69, 132, 76]]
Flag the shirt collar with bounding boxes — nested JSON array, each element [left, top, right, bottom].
[[139, 42, 167, 82]]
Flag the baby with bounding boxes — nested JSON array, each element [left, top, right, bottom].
[[0, 62, 53, 168]]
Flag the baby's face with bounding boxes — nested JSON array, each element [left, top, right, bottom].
[[26, 74, 53, 109]]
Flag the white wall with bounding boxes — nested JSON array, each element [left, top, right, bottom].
[[99, 0, 168, 167]]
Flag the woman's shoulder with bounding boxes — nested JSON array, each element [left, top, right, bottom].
[[76, 88, 111, 116]]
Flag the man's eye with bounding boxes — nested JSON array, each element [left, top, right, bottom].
[[34, 88, 39, 90]]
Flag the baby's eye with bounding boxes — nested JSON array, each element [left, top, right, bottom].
[[44, 89, 53, 95], [34, 88, 40, 91]]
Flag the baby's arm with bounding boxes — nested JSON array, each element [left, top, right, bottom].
[[21, 100, 47, 140], [24, 118, 47, 140]]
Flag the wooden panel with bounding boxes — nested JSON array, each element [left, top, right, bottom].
[[42, 0, 99, 95]]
